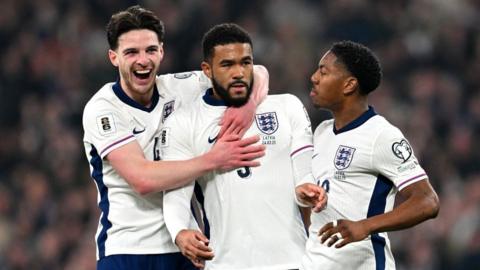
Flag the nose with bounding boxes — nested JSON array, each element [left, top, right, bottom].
[[136, 52, 149, 66], [310, 71, 318, 84], [232, 64, 245, 79]]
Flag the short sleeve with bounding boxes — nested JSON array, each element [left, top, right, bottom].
[[166, 71, 212, 105], [82, 99, 135, 158], [372, 127, 428, 191]]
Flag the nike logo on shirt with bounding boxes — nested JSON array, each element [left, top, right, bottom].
[[133, 127, 146, 134], [208, 135, 218, 144]]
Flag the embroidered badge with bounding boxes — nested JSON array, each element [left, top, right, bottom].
[[255, 112, 278, 135], [96, 113, 116, 136], [392, 139, 412, 163], [161, 100, 175, 123], [334, 145, 356, 170]]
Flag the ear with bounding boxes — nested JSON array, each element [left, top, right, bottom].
[[201, 61, 212, 79], [108, 49, 118, 67], [343, 77, 358, 95]]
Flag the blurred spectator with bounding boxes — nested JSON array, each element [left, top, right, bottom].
[[0, 0, 478, 269]]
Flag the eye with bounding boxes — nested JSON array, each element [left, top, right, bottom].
[[123, 49, 137, 56]]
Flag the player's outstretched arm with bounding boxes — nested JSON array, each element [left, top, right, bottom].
[[107, 135, 265, 195], [318, 179, 439, 248], [218, 65, 269, 138]]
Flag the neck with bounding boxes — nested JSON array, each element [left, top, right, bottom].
[[121, 81, 153, 107], [211, 88, 223, 101], [332, 98, 369, 130]]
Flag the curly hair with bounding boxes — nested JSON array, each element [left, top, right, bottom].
[[202, 23, 252, 61], [106, 5, 165, 50], [330, 41, 382, 95]]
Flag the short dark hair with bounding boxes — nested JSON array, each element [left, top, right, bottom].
[[202, 23, 253, 61], [330, 40, 382, 95], [106, 5, 165, 50]]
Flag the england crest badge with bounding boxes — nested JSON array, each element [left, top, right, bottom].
[[161, 100, 175, 123], [255, 112, 278, 135], [334, 145, 356, 170]]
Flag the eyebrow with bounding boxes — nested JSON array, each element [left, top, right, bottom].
[[122, 45, 159, 54], [219, 55, 252, 64], [122, 48, 138, 54]]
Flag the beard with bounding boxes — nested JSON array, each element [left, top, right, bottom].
[[211, 75, 253, 108]]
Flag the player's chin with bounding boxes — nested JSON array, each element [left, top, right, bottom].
[[134, 78, 156, 91], [311, 100, 322, 108]]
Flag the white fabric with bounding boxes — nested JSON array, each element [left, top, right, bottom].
[[302, 109, 428, 270], [82, 71, 209, 259], [163, 93, 313, 270], [292, 149, 315, 207]]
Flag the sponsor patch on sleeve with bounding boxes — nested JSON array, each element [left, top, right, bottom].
[[160, 127, 170, 147], [396, 160, 419, 173], [96, 113, 116, 136]]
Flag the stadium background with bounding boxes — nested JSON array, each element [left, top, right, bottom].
[[0, 0, 479, 269]]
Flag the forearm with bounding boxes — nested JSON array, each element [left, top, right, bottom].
[[108, 141, 217, 195], [251, 65, 269, 105], [292, 149, 315, 187], [292, 149, 315, 205], [132, 152, 216, 194], [362, 189, 439, 234], [164, 182, 196, 242], [109, 135, 264, 195]]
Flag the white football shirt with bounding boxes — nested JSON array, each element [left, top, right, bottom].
[[302, 106, 428, 270], [162, 90, 313, 270], [82, 71, 209, 259]]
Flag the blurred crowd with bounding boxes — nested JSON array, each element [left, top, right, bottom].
[[0, 0, 479, 269]]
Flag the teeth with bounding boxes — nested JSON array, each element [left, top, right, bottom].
[[135, 70, 151, 74]]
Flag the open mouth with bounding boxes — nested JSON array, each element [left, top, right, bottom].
[[230, 82, 247, 90], [133, 69, 152, 80]]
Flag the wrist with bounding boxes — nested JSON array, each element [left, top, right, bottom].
[[295, 196, 310, 208], [174, 229, 186, 245], [201, 151, 219, 171], [361, 218, 376, 235]]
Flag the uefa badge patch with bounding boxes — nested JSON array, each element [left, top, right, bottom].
[[334, 145, 356, 170], [96, 113, 116, 136], [255, 112, 278, 135], [161, 100, 175, 123], [392, 139, 412, 163]]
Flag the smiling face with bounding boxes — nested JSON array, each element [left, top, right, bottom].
[[202, 43, 253, 107], [108, 29, 164, 106], [309, 51, 351, 110]]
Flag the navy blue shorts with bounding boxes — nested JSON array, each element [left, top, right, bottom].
[[97, 252, 198, 270]]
